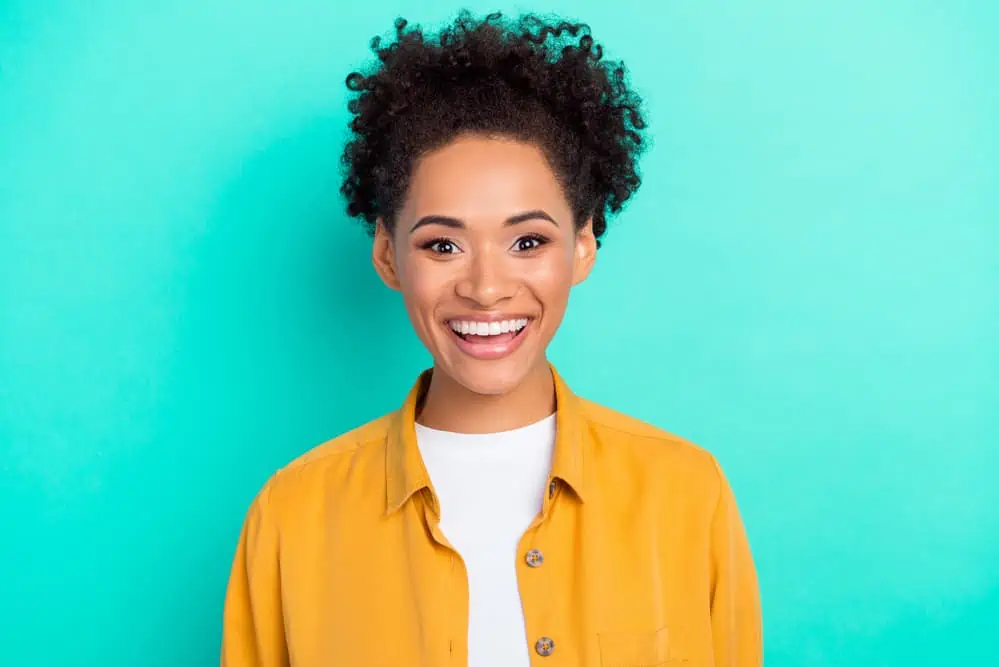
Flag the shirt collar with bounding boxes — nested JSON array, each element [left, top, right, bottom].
[[385, 362, 588, 515]]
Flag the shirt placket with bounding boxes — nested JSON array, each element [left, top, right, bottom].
[[517, 477, 561, 664], [420, 487, 469, 666]]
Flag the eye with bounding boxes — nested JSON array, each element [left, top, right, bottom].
[[420, 237, 461, 255], [513, 234, 549, 252]]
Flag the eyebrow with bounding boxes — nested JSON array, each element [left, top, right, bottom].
[[409, 209, 559, 233]]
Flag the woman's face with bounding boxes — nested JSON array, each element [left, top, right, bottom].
[[372, 134, 596, 396]]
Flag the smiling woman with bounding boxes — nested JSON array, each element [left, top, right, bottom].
[[376, 136, 589, 401], [221, 10, 762, 667]]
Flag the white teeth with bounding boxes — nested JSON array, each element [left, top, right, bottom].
[[448, 318, 530, 337]]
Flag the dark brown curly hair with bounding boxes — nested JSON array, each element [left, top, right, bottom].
[[340, 11, 648, 247]]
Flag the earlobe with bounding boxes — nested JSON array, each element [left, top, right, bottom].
[[372, 218, 402, 291], [572, 217, 598, 286]]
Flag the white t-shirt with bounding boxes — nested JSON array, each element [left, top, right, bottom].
[[415, 412, 557, 667]]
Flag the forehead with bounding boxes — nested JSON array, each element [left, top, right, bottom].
[[401, 135, 571, 221]]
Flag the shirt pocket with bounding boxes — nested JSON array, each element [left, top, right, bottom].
[[597, 626, 685, 667]]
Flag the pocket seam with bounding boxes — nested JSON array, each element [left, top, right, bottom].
[[597, 625, 676, 667]]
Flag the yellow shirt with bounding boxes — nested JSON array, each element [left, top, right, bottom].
[[221, 364, 763, 666]]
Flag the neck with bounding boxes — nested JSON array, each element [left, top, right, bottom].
[[416, 360, 556, 434]]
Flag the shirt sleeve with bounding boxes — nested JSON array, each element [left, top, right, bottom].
[[708, 456, 763, 666], [221, 483, 289, 667]]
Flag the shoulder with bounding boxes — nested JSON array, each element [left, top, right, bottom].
[[255, 411, 394, 509], [576, 396, 724, 494], [577, 396, 713, 460], [285, 412, 392, 472]]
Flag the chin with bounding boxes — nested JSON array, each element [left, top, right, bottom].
[[438, 356, 538, 397]]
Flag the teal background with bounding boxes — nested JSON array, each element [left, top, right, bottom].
[[2, 0, 997, 664]]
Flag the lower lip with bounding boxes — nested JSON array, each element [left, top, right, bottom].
[[447, 321, 532, 360]]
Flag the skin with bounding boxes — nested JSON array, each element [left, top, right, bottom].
[[372, 133, 597, 433]]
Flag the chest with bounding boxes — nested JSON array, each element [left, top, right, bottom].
[[278, 490, 715, 667]]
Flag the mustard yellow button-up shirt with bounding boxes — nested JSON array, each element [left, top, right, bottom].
[[222, 365, 763, 666]]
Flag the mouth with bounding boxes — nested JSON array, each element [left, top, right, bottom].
[[444, 317, 533, 360]]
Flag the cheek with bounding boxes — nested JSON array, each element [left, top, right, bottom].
[[523, 249, 576, 297], [399, 258, 452, 322]]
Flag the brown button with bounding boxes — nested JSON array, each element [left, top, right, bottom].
[[525, 549, 544, 568], [535, 637, 555, 657], [548, 479, 557, 499]]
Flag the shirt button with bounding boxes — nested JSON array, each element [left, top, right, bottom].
[[525, 549, 545, 568], [535, 637, 555, 657]]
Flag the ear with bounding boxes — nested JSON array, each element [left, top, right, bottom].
[[571, 216, 598, 286], [372, 218, 402, 291]]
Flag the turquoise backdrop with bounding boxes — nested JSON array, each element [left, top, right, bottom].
[[2, 1, 997, 665]]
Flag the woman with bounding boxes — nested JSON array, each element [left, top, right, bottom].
[[222, 11, 762, 667]]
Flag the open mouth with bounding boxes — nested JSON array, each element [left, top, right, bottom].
[[445, 317, 533, 359], [449, 317, 529, 341]]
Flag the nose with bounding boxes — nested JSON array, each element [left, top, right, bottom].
[[454, 247, 517, 307]]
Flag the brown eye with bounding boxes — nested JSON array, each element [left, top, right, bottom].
[[420, 237, 460, 254], [514, 235, 548, 252]]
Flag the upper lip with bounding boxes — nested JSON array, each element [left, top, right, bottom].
[[443, 314, 534, 323]]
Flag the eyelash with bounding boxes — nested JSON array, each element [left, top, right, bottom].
[[419, 236, 458, 254], [419, 234, 551, 255]]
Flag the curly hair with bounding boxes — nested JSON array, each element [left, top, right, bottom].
[[339, 11, 647, 247]]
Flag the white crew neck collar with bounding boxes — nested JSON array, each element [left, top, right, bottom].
[[415, 411, 556, 437]]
